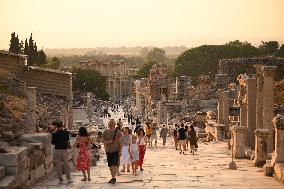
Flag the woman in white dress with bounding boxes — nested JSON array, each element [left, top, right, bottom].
[[120, 127, 131, 173], [128, 135, 139, 175]]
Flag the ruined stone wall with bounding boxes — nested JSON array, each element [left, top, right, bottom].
[[0, 51, 72, 100], [218, 57, 284, 82]]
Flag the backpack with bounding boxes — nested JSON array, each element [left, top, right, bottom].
[[145, 126, 152, 136]]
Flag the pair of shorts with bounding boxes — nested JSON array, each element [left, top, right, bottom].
[[106, 151, 119, 167], [146, 134, 151, 139], [151, 135, 157, 141]]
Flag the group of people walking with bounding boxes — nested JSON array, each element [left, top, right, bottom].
[[101, 119, 148, 184], [50, 116, 199, 185], [173, 123, 198, 155]]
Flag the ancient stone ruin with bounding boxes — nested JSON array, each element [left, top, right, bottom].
[[0, 51, 74, 188]]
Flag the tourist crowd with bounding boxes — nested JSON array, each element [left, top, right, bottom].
[[49, 105, 199, 185]]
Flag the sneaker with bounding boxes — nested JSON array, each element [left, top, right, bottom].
[[111, 178, 116, 184], [67, 178, 73, 183], [58, 180, 64, 185]]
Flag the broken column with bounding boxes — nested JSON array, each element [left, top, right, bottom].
[[262, 66, 277, 153], [86, 92, 92, 120], [254, 129, 269, 166], [67, 104, 73, 129], [215, 74, 228, 89], [26, 87, 37, 133], [246, 76, 257, 149], [62, 108, 68, 128], [231, 125, 247, 158], [271, 115, 284, 165], [223, 90, 229, 128], [217, 89, 224, 124]]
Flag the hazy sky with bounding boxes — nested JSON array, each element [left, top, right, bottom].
[[1, 0, 284, 49]]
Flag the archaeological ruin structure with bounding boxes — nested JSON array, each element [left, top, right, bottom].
[[80, 59, 129, 100], [0, 50, 74, 188], [204, 57, 284, 182]]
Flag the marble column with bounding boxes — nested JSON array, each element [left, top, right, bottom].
[[254, 129, 269, 166], [67, 104, 73, 129], [223, 91, 229, 127], [231, 125, 248, 158], [26, 87, 37, 133], [255, 65, 264, 129], [62, 108, 68, 128], [86, 92, 92, 120], [135, 80, 142, 116], [246, 77, 257, 149], [217, 89, 224, 124], [262, 66, 277, 153], [271, 115, 284, 165]]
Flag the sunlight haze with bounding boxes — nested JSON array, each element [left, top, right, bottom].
[[1, 0, 284, 49]]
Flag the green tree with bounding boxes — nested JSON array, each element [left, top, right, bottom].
[[135, 61, 155, 78], [175, 41, 261, 85], [140, 47, 149, 58], [259, 41, 279, 56], [146, 48, 166, 63], [23, 39, 29, 55], [36, 49, 47, 65], [276, 44, 284, 57], [72, 68, 109, 100], [28, 33, 36, 65], [9, 32, 22, 54], [45, 57, 60, 69]]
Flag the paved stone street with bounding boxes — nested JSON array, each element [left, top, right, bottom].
[[31, 136, 284, 189]]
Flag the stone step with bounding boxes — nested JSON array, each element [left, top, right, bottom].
[[0, 176, 15, 189], [0, 167, 4, 179]]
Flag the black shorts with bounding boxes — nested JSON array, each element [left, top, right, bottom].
[[106, 151, 119, 167]]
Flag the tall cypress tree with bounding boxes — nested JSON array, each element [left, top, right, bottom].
[[9, 32, 17, 53], [24, 38, 29, 55], [28, 33, 35, 65]]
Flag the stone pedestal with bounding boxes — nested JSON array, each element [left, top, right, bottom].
[[214, 123, 225, 141], [271, 115, 284, 165], [246, 77, 257, 149], [26, 87, 36, 133], [231, 126, 247, 158], [254, 129, 269, 166]]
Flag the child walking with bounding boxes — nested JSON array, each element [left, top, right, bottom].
[[129, 135, 139, 175]]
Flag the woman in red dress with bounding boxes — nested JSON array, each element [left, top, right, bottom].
[[75, 127, 91, 181]]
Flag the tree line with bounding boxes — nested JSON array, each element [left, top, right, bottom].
[[175, 40, 284, 85], [8, 32, 60, 69]]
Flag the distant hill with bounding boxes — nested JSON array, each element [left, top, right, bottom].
[[45, 46, 188, 57]]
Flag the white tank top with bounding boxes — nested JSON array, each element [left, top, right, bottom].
[[137, 136, 145, 145]]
